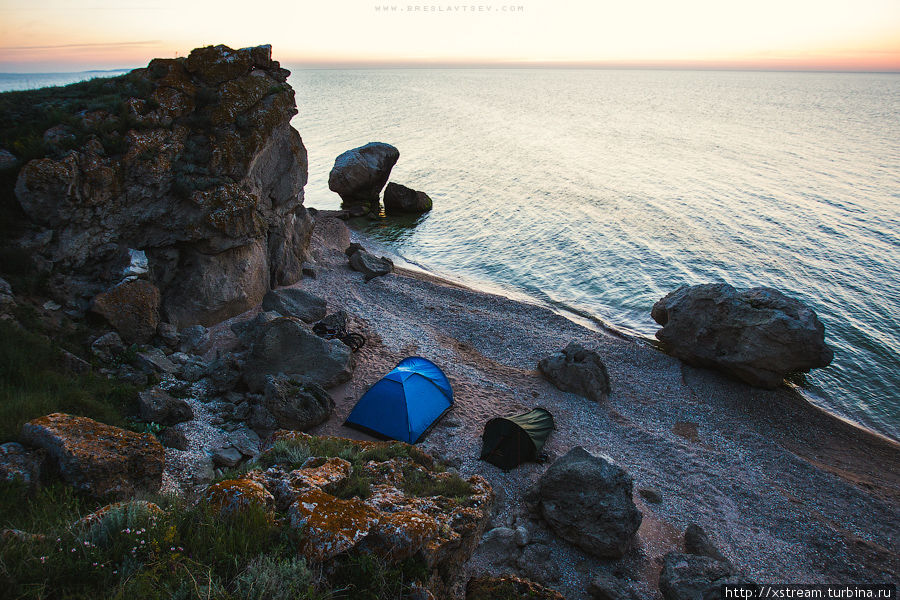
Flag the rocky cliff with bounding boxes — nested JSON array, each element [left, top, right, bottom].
[[8, 44, 311, 329]]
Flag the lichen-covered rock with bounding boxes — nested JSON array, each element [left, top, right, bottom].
[[651, 283, 834, 388], [384, 182, 433, 214], [539, 446, 641, 558], [243, 316, 354, 392], [289, 487, 380, 559], [204, 477, 275, 518], [242, 432, 493, 597], [21, 413, 165, 498], [538, 342, 611, 402], [90, 279, 160, 344], [12, 44, 311, 327], [328, 142, 399, 211], [466, 575, 565, 600]]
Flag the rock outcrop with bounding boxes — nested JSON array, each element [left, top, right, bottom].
[[651, 283, 834, 388], [384, 182, 432, 214], [538, 446, 641, 558], [221, 432, 493, 598], [20, 413, 165, 498], [11, 44, 312, 328], [328, 142, 399, 213], [538, 343, 611, 403]]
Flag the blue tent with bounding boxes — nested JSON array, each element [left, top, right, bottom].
[[345, 357, 453, 444]]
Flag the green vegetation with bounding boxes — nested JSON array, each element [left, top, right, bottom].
[[0, 319, 136, 441], [0, 479, 430, 599]]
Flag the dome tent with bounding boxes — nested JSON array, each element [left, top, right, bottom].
[[345, 357, 453, 444], [480, 408, 555, 470]]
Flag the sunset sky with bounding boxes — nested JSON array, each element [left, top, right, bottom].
[[1, 0, 898, 72]]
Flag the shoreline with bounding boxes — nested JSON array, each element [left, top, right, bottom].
[[343, 219, 899, 448], [293, 214, 900, 597]]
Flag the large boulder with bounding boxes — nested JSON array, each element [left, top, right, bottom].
[[12, 44, 312, 327], [90, 279, 160, 344], [651, 284, 834, 388], [327, 142, 399, 212], [538, 447, 642, 558], [384, 182, 432, 214], [261, 287, 327, 323], [261, 431, 494, 598], [20, 413, 165, 498], [264, 374, 335, 430], [538, 343, 611, 402], [243, 317, 354, 392]]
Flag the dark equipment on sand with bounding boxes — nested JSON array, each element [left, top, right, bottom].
[[313, 310, 366, 352], [480, 408, 555, 470], [345, 357, 453, 444]]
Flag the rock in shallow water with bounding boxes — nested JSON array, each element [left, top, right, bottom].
[[384, 182, 432, 214], [327, 142, 399, 211], [651, 283, 834, 388]]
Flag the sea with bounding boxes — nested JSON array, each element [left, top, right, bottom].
[[2, 68, 898, 442]]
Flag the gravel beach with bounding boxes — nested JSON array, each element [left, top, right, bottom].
[[212, 215, 900, 598]]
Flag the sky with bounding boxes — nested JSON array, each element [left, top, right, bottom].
[[0, 0, 898, 72]]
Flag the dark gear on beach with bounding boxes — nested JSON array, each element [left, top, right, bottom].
[[313, 310, 366, 351], [480, 408, 555, 471]]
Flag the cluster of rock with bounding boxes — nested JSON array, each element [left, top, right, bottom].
[[205, 432, 494, 598], [328, 142, 432, 217], [10, 44, 314, 331]]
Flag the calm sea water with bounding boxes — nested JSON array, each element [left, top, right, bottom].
[[3, 69, 898, 441], [289, 69, 900, 442]]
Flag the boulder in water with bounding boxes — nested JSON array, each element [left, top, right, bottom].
[[651, 283, 834, 388]]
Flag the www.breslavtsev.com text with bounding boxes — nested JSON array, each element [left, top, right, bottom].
[[375, 5, 526, 12]]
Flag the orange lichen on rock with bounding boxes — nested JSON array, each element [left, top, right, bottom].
[[21, 413, 164, 499], [204, 477, 275, 518], [289, 487, 380, 560]]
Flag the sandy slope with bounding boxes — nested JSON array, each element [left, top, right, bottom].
[[290, 216, 899, 599]]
